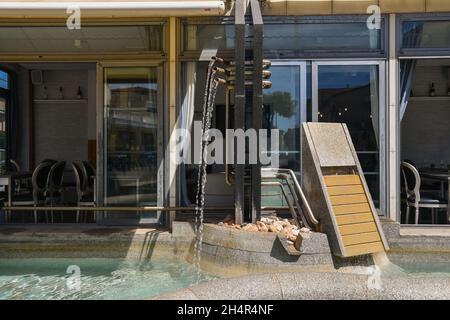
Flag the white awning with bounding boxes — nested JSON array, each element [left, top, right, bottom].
[[0, 1, 226, 18]]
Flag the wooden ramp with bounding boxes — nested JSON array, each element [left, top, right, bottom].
[[324, 174, 384, 257], [302, 123, 389, 258]]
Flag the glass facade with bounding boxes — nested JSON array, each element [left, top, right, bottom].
[[184, 24, 235, 51], [0, 71, 8, 89], [402, 20, 450, 49], [316, 64, 381, 207], [0, 25, 163, 53], [264, 22, 382, 51], [0, 71, 8, 175], [104, 67, 159, 211], [181, 17, 387, 214], [263, 65, 302, 174]]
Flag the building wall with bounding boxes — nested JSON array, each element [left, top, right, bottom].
[[262, 0, 450, 15], [33, 69, 89, 164]]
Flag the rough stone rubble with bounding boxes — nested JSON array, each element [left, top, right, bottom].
[[218, 215, 311, 246]]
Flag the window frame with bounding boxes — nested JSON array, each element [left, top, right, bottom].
[[0, 68, 11, 174], [181, 15, 388, 60], [180, 17, 235, 61], [398, 13, 450, 57], [262, 15, 388, 60], [0, 21, 167, 60]]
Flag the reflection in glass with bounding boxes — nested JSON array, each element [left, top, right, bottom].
[[262, 65, 302, 208], [402, 21, 450, 49], [264, 23, 381, 51], [184, 24, 235, 51], [104, 67, 158, 208], [317, 65, 380, 206], [263, 66, 301, 173], [0, 97, 5, 174], [0, 70, 8, 89], [0, 25, 163, 53]]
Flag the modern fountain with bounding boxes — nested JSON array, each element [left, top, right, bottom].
[[193, 57, 226, 282]]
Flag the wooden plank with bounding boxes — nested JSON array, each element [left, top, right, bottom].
[[324, 175, 361, 187], [333, 203, 371, 215], [339, 222, 378, 235], [326, 185, 365, 196], [336, 213, 374, 225], [345, 242, 384, 257], [342, 232, 380, 246], [330, 194, 367, 206]]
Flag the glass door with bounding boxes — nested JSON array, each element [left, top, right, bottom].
[[103, 66, 162, 224], [262, 62, 307, 207], [263, 62, 307, 174], [0, 70, 9, 175], [0, 96, 6, 174], [312, 61, 386, 213]]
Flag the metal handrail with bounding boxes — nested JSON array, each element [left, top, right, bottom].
[[261, 181, 298, 225], [263, 172, 311, 229], [0, 206, 235, 212], [262, 167, 319, 227]]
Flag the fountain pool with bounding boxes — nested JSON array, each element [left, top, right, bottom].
[[0, 258, 215, 300]]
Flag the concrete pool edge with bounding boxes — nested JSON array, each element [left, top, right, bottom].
[[0, 222, 338, 277], [152, 271, 450, 300]]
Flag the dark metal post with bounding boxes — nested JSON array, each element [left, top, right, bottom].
[[250, 0, 263, 222], [234, 0, 246, 225]]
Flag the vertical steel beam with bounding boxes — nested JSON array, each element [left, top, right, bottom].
[[168, 16, 178, 227], [388, 13, 400, 222], [234, 0, 246, 225], [250, 0, 263, 222]]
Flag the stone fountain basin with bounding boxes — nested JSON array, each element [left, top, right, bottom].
[[173, 222, 336, 277]]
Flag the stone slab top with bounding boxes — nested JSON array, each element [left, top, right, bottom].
[[306, 122, 355, 167]]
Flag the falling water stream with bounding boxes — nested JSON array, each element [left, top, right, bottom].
[[193, 61, 222, 282]]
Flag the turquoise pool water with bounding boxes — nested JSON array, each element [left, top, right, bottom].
[[387, 253, 450, 275], [0, 258, 215, 300]]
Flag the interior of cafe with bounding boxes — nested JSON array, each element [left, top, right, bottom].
[[400, 58, 450, 225], [0, 62, 160, 224], [0, 62, 97, 223]]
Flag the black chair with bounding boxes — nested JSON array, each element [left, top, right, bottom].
[[11, 161, 53, 223], [401, 161, 448, 224], [10, 159, 20, 172], [72, 162, 95, 223], [404, 159, 442, 196], [82, 161, 96, 194], [9, 160, 22, 193], [41, 159, 57, 165], [46, 161, 66, 222]]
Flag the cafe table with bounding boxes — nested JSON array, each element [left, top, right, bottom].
[[420, 170, 450, 223], [0, 171, 33, 209]]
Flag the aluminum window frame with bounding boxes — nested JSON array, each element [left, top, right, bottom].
[[262, 15, 388, 60], [97, 61, 165, 225], [0, 21, 168, 59], [179, 16, 235, 61], [267, 60, 307, 176], [398, 13, 450, 57], [0, 68, 10, 174]]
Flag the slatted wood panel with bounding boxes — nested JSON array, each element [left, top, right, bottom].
[[324, 174, 385, 257]]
